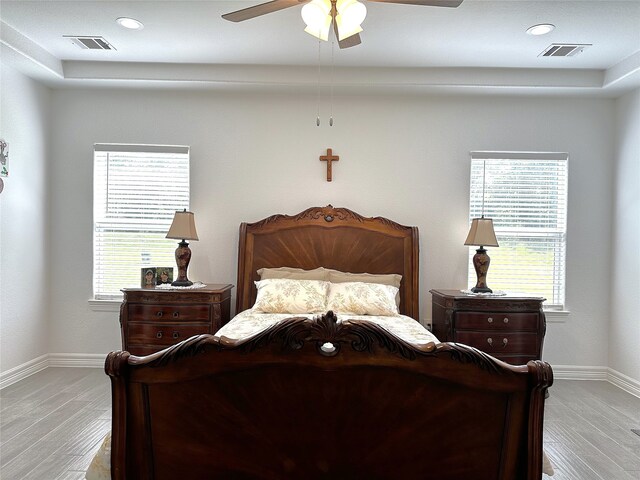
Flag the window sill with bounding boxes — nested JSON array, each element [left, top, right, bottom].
[[544, 309, 570, 323], [88, 298, 122, 312]]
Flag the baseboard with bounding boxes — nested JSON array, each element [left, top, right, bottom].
[[48, 353, 107, 368], [0, 354, 49, 390], [0, 353, 106, 389], [607, 368, 640, 398], [550, 364, 608, 381]]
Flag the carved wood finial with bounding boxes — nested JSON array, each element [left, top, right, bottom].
[[319, 148, 339, 182], [105, 350, 131, 377]]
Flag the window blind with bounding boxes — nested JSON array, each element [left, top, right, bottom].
[[468, 152, 568, 308], [93, 144, 190, 299]]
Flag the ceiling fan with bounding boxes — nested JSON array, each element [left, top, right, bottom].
[[222, 0, 464, 49]]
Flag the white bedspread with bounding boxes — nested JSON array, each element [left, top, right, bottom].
[[215, 309, 439, 347]]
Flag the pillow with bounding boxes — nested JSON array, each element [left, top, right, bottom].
[[325, 269, 402, 288], [252, 278, 329, 314], [257, 266, 328, 281], [326, 269, 402, 307], [326, 282, 399, 316]]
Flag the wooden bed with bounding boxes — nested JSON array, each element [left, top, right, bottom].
[[106, 205, 553, 480]]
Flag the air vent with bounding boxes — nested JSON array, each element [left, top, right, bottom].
[[539, 44, 590, 57], [64, 36, 115, 51]]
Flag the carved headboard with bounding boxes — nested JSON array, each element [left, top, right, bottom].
[[236, 205, 420, 320]]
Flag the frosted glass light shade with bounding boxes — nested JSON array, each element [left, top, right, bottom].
[[336, 0, 366, 24], [336, 0, 366, 40], [302, 0, 332, 40], [304, 18, 332, 41]]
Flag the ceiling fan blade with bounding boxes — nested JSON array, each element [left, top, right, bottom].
[[222, 0, 306, 22], [365, 0, 463, 7], [338, 33, 362, 49]]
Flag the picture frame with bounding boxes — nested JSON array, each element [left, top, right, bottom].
[[156, 267, 174, 285], [0, 139, 8, 177], [141, 267, 157, 288]]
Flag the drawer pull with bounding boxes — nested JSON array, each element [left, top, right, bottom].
[[487, 337, 493, 346], [173, 311, 180, 318], [172, 331, 180, 339], [156, 331, 163, 339], [502, 338, 508, 347], [487, 317, 493, 323], [156, 311, 163, 318], [503, 317, 509, 324]]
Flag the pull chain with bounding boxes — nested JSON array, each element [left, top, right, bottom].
[[329, 38, 334, 126], [316, 35, 321, 127]]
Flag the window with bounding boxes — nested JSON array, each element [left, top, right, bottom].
[[468, 152, 568, 308], [93, 144, 190, 299]]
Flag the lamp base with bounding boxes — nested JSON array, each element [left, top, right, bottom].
[[172, 240, 193, 287], [471, 246, 493, 293], [470, 285, 493, 294]]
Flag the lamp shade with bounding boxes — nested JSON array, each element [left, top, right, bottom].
[[302, 0, 332, 40], [464, 217, 499, 247], [336, 0, 366, 40], [166, 210, 199, 241]]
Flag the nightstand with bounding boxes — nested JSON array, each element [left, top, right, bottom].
[[120, 284, 233, 356], [430, 289, 546, 365]]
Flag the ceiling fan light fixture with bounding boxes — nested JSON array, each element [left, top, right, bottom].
[[304, 20, 332, 41], [336, 0, 366, 39], [302, 0, 332, 39], [336, 16, 363, 40], [336, 0, 366, 23]]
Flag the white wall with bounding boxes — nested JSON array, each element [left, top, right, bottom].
[[0, 64, 51, 372], [47, 88, 615, 369], [610, 88, 640, 383]]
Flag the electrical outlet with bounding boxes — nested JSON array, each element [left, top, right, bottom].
[[423, 318, 433, 331]]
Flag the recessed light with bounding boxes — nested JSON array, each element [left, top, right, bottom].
[[526, 24, 555, 36], [116, 17, 144, 30]]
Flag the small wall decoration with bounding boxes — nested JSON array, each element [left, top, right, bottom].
[[0, 139, 8, 177], [141, 267, 157, 288], [319, 148, 339, 182], [156, 267, 174, 285]]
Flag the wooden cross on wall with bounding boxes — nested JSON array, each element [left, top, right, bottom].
[[320, 148, 339, 182]]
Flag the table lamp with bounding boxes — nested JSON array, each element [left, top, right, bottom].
[[465, 216, 499, 293], [166, 209, 199, 286]]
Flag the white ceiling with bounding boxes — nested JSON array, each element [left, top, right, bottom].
[[1, 0, 639, 95]]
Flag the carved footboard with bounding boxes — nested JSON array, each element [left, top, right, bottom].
[[106, 312, 553, 480]]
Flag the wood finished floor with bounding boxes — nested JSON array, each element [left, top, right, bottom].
[[1, 368, 639, 479]]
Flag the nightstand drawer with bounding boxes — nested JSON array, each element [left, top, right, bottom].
[[128, 304, 210, 322], [455, 312, 538, 331], [128, 323, 210, 346], [454, 331, 539, 356]]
